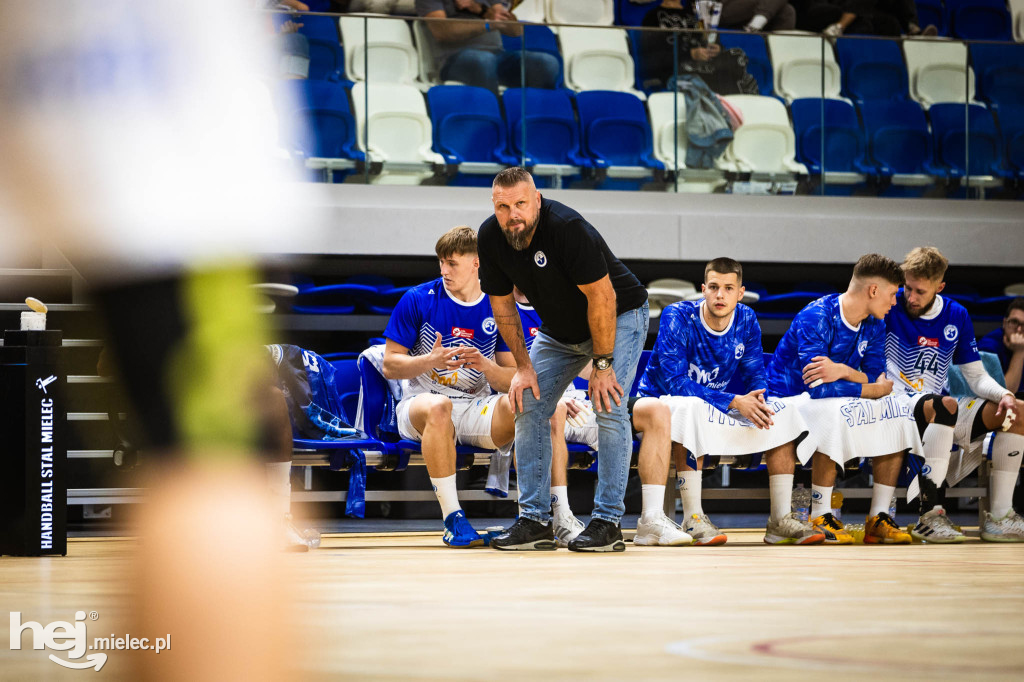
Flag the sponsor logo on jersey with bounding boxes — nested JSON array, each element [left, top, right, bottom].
[[917, 336, 939, 348], [688, 363, 720, 385], [452, 327, 475, 339], [534, 251, 547, 267], [482, 317, 497, 334], [528, 327, 539, 337], [734, 343, 745, 360], [858, 340, 868, 356], [944, 324, 958, 341]]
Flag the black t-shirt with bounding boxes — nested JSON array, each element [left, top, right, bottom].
[[477, 197, 647, 344]]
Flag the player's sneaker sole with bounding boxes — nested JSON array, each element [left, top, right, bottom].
[[491, 539, 557, 550], [691, 535, 727, 546], [911, 528, 966, 544], [763, 532, 826, 545], [979, 533, 1024, 543]]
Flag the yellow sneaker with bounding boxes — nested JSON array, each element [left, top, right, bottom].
[[864, 512, 912, 544], [811, 513, 854, 545]]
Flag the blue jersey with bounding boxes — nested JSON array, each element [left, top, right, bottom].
[[885, 292, 980, 395], [767, 294, 886, 399], [517, 302, 543, 353], [638, 301, 766, 414], [267, 344, 354, 439], [384, 278, 508, 399]]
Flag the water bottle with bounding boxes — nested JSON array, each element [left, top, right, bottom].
[[792, 485, 810, 522], [830, 490, 844, 521]]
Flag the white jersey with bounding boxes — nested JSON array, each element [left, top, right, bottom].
[[797, 394, 925, 465]]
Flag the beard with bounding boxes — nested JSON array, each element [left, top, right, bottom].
[[905, 297, 935, 319], [501, 215, 538, 251]]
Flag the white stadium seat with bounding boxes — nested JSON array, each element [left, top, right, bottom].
[[350, 82, 443, 183], [339, 14, 419, 85], [718, 94, 808, 175], [545, 0, 614, 25], [512, 0, 546, 23], [647, 91, 688, 171], [903, 37, 975, 107], [559, 26, 641, 96], [1010, 0, 1024, 42], [767, 34, 841, 101]]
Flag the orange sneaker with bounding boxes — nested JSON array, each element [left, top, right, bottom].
[[811, 513, 854, 545], [864, 512, 912, 544]]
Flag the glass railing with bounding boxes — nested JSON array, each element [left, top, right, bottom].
[[266, 8, 1023, 201]]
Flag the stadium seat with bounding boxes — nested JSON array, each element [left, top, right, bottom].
[[615, 0, 658, 26], [292, 283, 379, 315], [859, 99, 947, 183], [757, 283, 837, 318], [295, 14, 347, 82], [501, 24, 565, 87], [545, 0, 614, 26], [512, 0, 546, 23], [717, 95, 808, 176], [350, 82, 444, 182], [968, 43, 1024, 116], [426, 85, 517, 181], [945, 0, 1013, 42], [998, 104, 1024, 179], [339, 14, 419, 85], [903, 38, 975, 107], [560, 27, 643, 96], [1012, 0, 1024, 42], [914, 0, 947, 37], [929, 103, 1013, 182], [575, 90, 663, 177], [647, 91, 688, 171], [411, 19, 444, 85], [790, 98, 876, 182], [277, 80, 364, 181], [766, 34, 841, 102], [835, 37, 910, 105], [502, 87, 592, 183], [718, 32, 775, 97]]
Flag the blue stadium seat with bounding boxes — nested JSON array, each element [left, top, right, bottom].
[[790, 98, 877, 177], [968, 43, 1024, 117], [835, 37, 910, 105], [757, 282, 837, 319], [997, 104, 1024, 179], [627, 29, 654, 94], [575, 90, 663, 173], [502, 88, 592, 167], [914, 0, 947, 36], [859, 99, 947, 181], [501, 25, 564, 87], [615, 0, 658, 26], [427, 85, 516, 185], [718, 32, 775, 97], [296, 14, 347, 82], [631, 350, 652, 396], [292, 283, 379, 315], [929, 103, 1013, 180], [277, 80, 363, 181], [945, 0, 1013, 42]]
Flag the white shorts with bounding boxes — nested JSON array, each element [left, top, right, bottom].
[[945, 396, 993, 486], [953, 396, 989, 452], [664, 394, 816, 465], [797, 393, 925, 465], [396, 393, 503, 449]]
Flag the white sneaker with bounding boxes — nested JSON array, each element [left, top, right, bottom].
[[764, 512, 826, 545], [681, 513, 728, 546], [981, 509, 1024, 542], [553, 510, 585, 548], [634, 513, 692, 546], [912, 507, 966, 544]]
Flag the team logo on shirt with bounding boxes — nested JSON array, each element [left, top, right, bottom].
[[482, 317, 497, 334], [528, 327, 539, 337], [534, 251, 547, 267], [917, 336, 939, 348], [858, 340, 868, 356], [734, 343, 745, 360], [688, 363, 719, 385], [452, 327, 475, 339], [944, 324, 958, 341]]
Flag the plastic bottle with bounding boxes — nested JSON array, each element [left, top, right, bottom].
[[792, 484, 811, 522], [830, 490, 843, 521], [847, 523, 865, 543]]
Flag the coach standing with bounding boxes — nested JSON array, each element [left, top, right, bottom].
[[479, 168, 649, 552]]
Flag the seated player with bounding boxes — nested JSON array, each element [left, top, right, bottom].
[[383, 226, 517, 548], [767, 254, 926, 545], [978, 297, 1024, 396], [637, 257, 823, 546], [888, 248, 1024, 542]]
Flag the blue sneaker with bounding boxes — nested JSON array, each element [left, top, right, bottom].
[[442, 510, 485, 548]]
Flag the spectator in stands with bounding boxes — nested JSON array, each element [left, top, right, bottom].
[[978, 298, 1024, 395], [640, 0, 758, 94], [719, 0, 796, 33], [416, 0, 559, 92], [790, 0, 936, 37], [382, 225, 518, 548], [348, 0, 417, 13]]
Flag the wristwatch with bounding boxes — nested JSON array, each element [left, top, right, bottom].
[[594, 356, 613, 372]]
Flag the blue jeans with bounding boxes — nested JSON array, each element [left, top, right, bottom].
[[440, 48, 560, 92], [515, 301, 649, 524]]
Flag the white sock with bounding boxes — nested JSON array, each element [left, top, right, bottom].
[[265, 462, 292, 517], [769, 474, 794, 522], [641, 484, 666, 520], [677, 470, 703, 517], [989, 432, 1024, 519], [746, 14, 768, 30], [811, 484, 832, 519], [430, 474, 461, 519], [870, 483, 897, 518], [922, 423, 954, 494], [550, 485, 569, 516]]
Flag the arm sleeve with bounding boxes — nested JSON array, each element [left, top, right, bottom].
[[794, 315, 862, 399], [737, 318, 768, 394], [477, 225, 514, 297], [959, 361, 1013, 403], [860, 323, 887, 379], [565, 220, 610, 286], [383, 290, 422, 349], [952, 309, 982, 365], [656, 307, 735, 414]]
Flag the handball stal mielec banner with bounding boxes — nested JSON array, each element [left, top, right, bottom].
[[0, 327, 67, 556]]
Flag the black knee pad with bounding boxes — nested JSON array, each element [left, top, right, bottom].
[[913, 394, 957, 433]]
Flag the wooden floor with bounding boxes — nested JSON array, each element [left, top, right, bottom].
[[3, 529, 1024, 680]]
